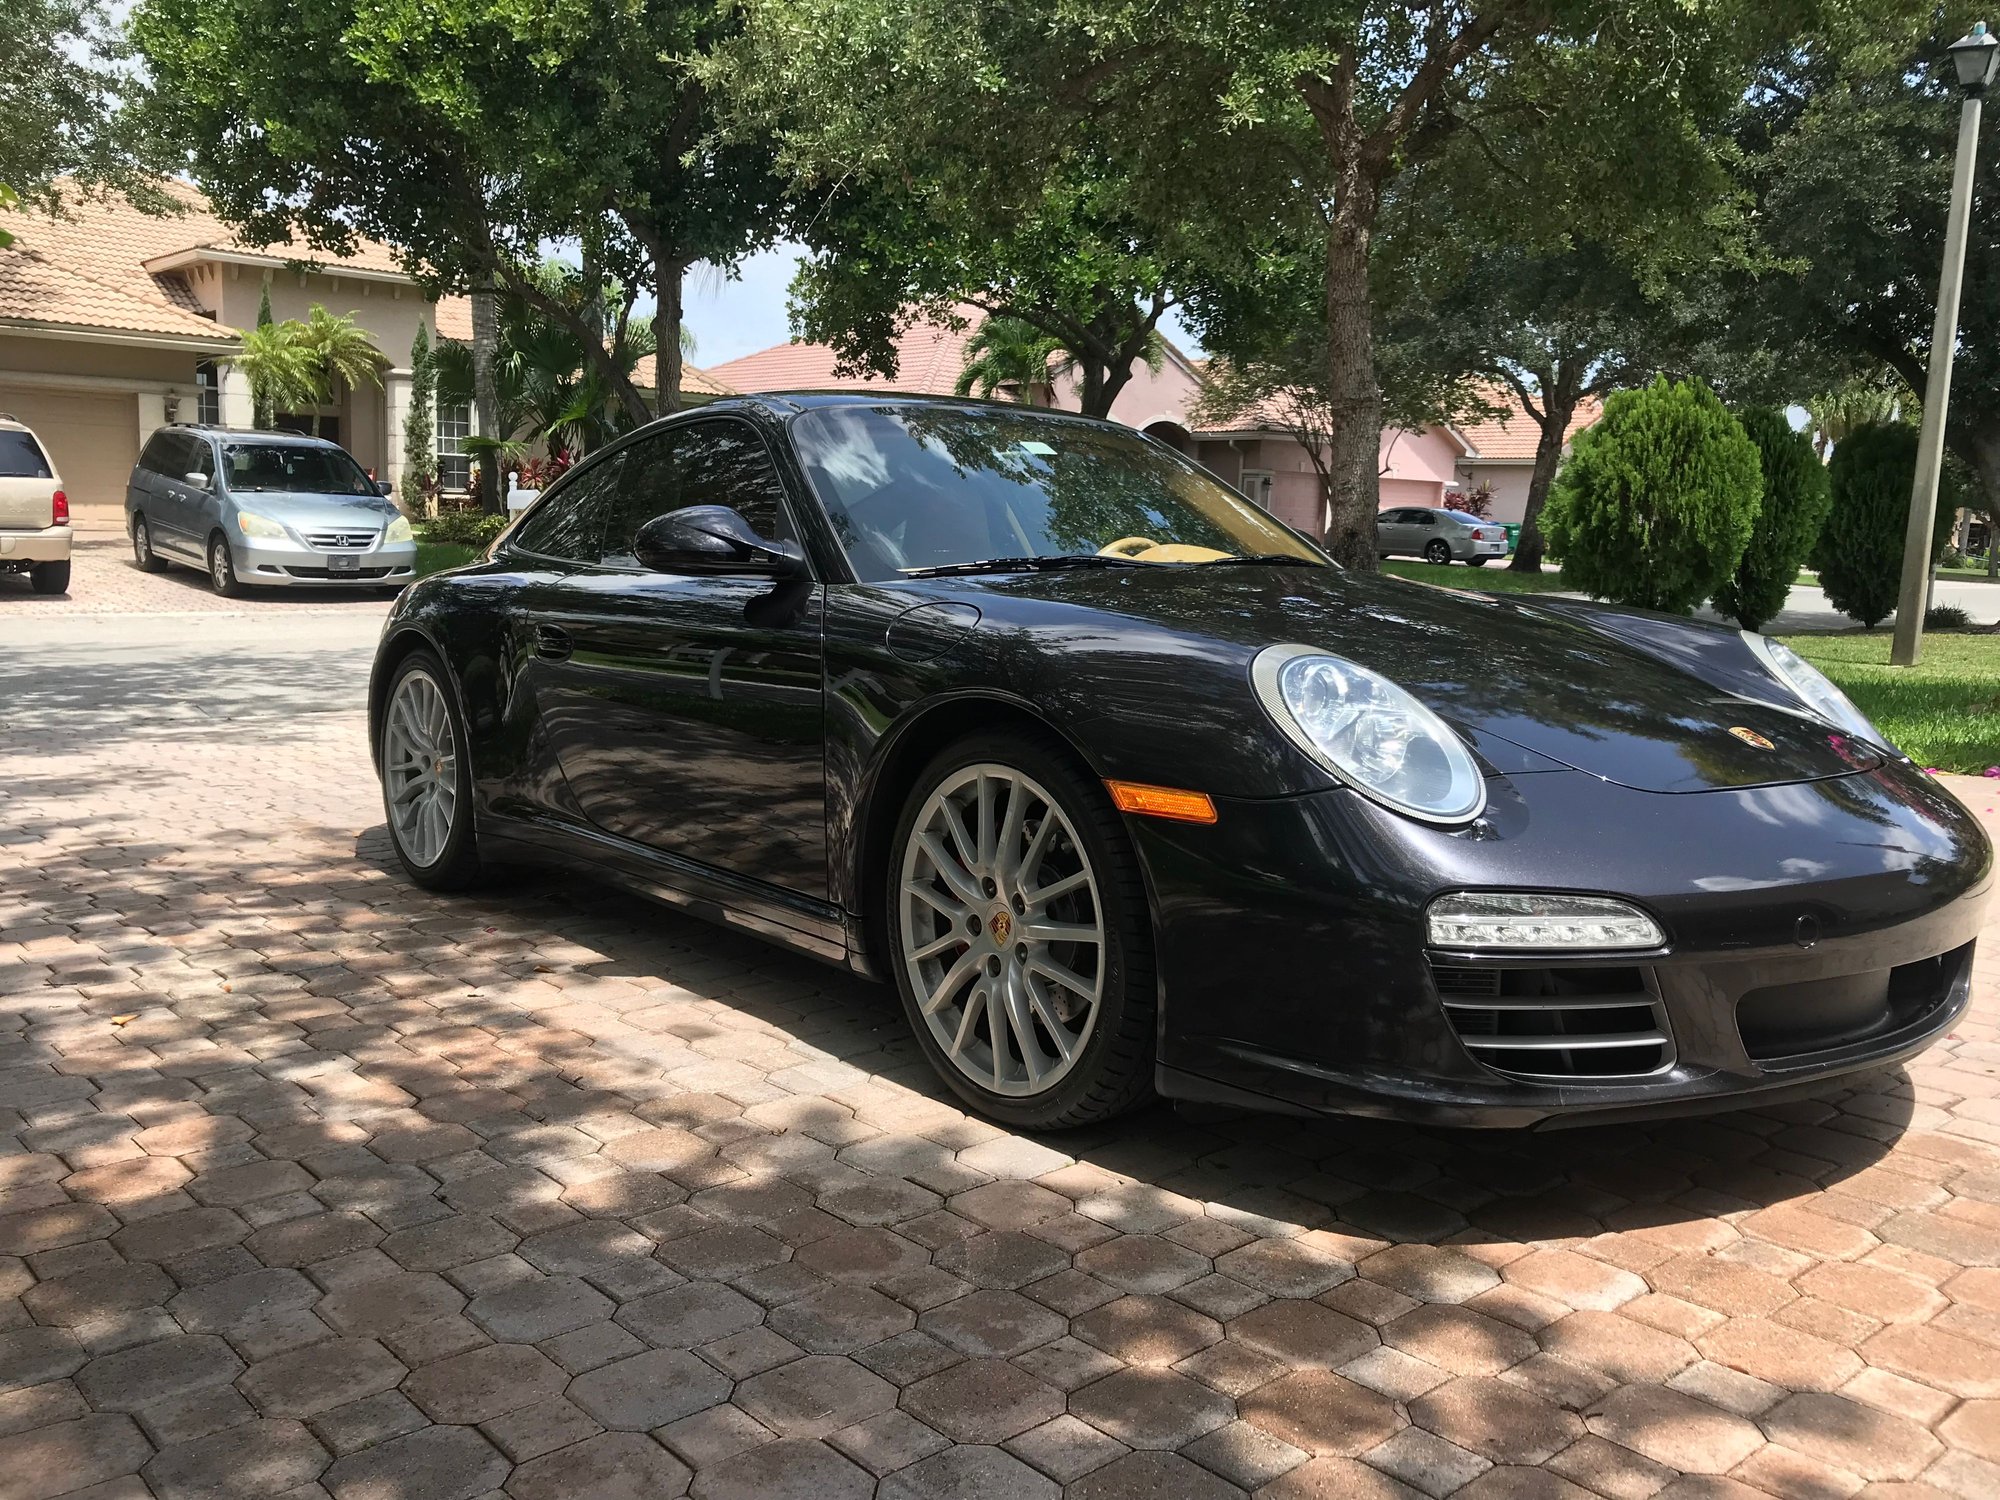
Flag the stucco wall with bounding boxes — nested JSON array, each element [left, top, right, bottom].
[[0, 335, 202, 387], [1456, 461, 1536, 524]]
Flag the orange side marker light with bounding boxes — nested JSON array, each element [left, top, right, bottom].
[[1105, 780, 1218, 824]]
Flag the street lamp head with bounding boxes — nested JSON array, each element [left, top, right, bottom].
[[1952, 22, 1999, 94]]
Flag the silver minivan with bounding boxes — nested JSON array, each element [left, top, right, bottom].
[[125, 426, 417, 595], [1375, 506, 1510, 566]]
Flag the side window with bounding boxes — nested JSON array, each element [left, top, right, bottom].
[[1412, 511, 1436, 527], [600, 419, 792, 570], [510, 451, 627, 564], [138, 432, 181, 477], [187, 440, 215, 483]]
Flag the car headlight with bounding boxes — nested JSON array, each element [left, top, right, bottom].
[[1741, 632, 1895, 753], [1251, 644, 1485, 823], [384, 515, 413, 543], [236, 511, 286, 540], [1427, 892, 1665, 950]]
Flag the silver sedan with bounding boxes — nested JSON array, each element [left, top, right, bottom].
[[1376, 507, 1510, 566]]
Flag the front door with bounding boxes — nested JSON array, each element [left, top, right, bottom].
[[520, 419, 828, 899]]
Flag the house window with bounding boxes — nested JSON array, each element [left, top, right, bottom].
[[1240, 470, 1275, 511], [195, 361, 221, 426], [437, 402, 471, 491]]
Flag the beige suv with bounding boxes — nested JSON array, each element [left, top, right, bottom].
[[0, 413, 71, 594]]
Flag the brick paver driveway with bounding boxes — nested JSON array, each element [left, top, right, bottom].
[[2, 608, 1997, 1500]]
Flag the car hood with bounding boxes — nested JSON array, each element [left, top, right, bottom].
[[228, 493, 398, 528], [941, 564, 1882, 795]]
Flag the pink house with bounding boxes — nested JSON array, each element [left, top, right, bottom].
[[703, 313, 1471, 540]]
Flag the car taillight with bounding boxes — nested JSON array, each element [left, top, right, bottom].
[[52, 491, 69, 526]]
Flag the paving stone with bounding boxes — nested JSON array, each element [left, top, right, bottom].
[[1072, 1293, 1221, 1365], [505, 1431, 692, 1500], [1408, 1373, 1582, 1465], [768, 1285, 916, 1353], [876, 1443, 1060, 1499], [1366, 1424, 1493, 1498], [616, 1283, 762, 1348], [1070, 1366, 1234, 1450], [1215, 1238, 1354, 1298], [568, 1348, 732, 1430], [400, 1341, 566, 1423], [0, 1413, 153, 1500], [144, 1417, 330, 1500], [1382, 1303, 1538, 1376], [75, 1335, 243, 1412], [789, 1226, 929, 1284], [918, 1289, 1064, 1358], [238, 1338, 405, 1418], [316, 1273, 464, 1339], [306, 1391, 428, 1457], [1259, 1455, 1427, 1499], [26, 1264, 178, 1329], [696, 1325, 802, 1378], [1236, 1369, 1403, 1457], [1584, 1385, 1765, 1474], [827, 1407, 951, 1476], [1227, 1298, 1379, 1368], [1183, 1418, 1309, 1488], [244, 1214, 382, 1270], [736, 1354, 894, 1438], [168, 1268, 320, 1334], [1768, 1392, 1945, 1481], [466, 1275, 611, 1342], [540, 1320, 644, 1374], [0, 1327, 86, 1389], [687, 1435, 874, 1499], [322, 1422, 507, 1500], [900, 1358, 1062, 1443]]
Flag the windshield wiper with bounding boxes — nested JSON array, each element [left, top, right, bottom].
[[1198, 553, 1324, 567], [902, 554, 1143, 579]]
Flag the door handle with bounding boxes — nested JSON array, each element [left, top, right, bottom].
[[534, 623, 573, 661]]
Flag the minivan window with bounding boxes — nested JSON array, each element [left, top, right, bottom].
[[223, 443, 375, 496], [0, 431, 52, 479]]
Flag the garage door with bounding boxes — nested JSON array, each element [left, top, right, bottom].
[[0, 386, 138, 532]]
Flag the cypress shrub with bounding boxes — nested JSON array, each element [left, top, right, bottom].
[[1542, 377, 1762, 614], [1713, 407, 1832, 631], [1815, 422, 1960, 627]]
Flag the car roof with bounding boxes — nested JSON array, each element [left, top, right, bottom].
[[697, 391, 1096, 420], [171, 426, 346, 448]]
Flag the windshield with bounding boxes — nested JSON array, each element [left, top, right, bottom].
[[791, 405, 1326, 580], [223, 443, 375, 496]]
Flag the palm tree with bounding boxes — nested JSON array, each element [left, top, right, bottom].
[[227, 321, 316, 430], [295, 305, 389, 439], [1806, 373, 1915, 461], [956, 318, 1068, 405]]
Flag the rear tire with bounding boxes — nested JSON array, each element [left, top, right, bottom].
[[1424, 539, 1452, 565], [207, 533, 244, 597], [132, 515, 166, 572], [29, 560, 69, 595], [885, 729, 1156, 1129], [379, 649, 483, 891], [1467, 557, 1489, 567]]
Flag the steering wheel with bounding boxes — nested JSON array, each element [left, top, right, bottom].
[[1098, 536, 1163, 558]]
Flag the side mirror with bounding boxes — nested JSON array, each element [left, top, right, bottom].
[[377, 479, 394, 496], [184, 471, 212, 490], [633, 505, 807, 578]]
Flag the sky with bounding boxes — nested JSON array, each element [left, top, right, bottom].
[[680, 242, 1208, 372]]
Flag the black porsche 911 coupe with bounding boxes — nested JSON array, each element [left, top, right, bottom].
[[370, 394, 1990, 1130]]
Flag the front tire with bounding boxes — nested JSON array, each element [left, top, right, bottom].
[[886, 730, 1156, 1129], [29, 561, 69, 595], [1424, 539, 1452, 565], [132, 515, 166, 572], [380, 650, 482, 890], [207, 533, 244, 597]]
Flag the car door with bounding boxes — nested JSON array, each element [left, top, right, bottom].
[[520, 418, 829, 899], [143, 433, 203, 557], [1375, 508, 1412, 556]]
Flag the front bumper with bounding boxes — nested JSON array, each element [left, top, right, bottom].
[[236, 535, 416, 586], [0, 526, 72, 564], [1134, 762, 1991, 1127]]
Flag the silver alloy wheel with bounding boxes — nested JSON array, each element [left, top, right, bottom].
[[900, 763, 1106, 1096], [134, 518, 152, 565], [209, 537, 232, 589], [384, 668, 460, 868]]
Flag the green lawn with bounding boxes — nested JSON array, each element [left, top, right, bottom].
[[1380, 559, 1576, 595], [1938, 566, 1999, 583], [1779, 631, 2000, 773], [414, 541, 482, 579]]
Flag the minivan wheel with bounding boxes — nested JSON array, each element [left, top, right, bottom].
[[886, 730, 1156, 1129], [132, 515, 165, 572], [207, 533, 244, 597], [380, 651, 482, 890], [1424, 539, 1452, 565]]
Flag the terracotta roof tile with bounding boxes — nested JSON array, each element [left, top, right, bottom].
[[703, 311, 985, 398], [629, 353, 735, 398], [1457, 385, 1603, 462]]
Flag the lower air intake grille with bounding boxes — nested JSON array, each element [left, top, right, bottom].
[[1432, 963, 1672, 1079]]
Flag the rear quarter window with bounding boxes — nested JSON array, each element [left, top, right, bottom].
[[0, 430, 53, 479]]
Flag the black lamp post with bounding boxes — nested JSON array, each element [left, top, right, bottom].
[[1891, 22, 1998, 666]]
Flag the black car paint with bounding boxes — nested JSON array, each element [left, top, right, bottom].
[[370, 393, 1991, 1125]]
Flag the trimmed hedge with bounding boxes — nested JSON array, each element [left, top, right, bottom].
[[1814, 423, 1959, 628], [415, 511, 509, 547], [1542, 377, 1761, 615], [1713, 407, 1831, 631]]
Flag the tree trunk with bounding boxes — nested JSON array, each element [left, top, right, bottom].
[[1971, 430, 2000, 577], [1319, 199, 1383, 568], [655, 262, 685, 416], [471, 282, 503, 516], [1511, 387, 1578, 573]]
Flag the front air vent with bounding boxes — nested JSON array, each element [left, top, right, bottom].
[[1432, 963, 1672, 1079]]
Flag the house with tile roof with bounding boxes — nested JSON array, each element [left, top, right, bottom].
[[1451, 388, 1605, 524], [0, 183, 479, 529]]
